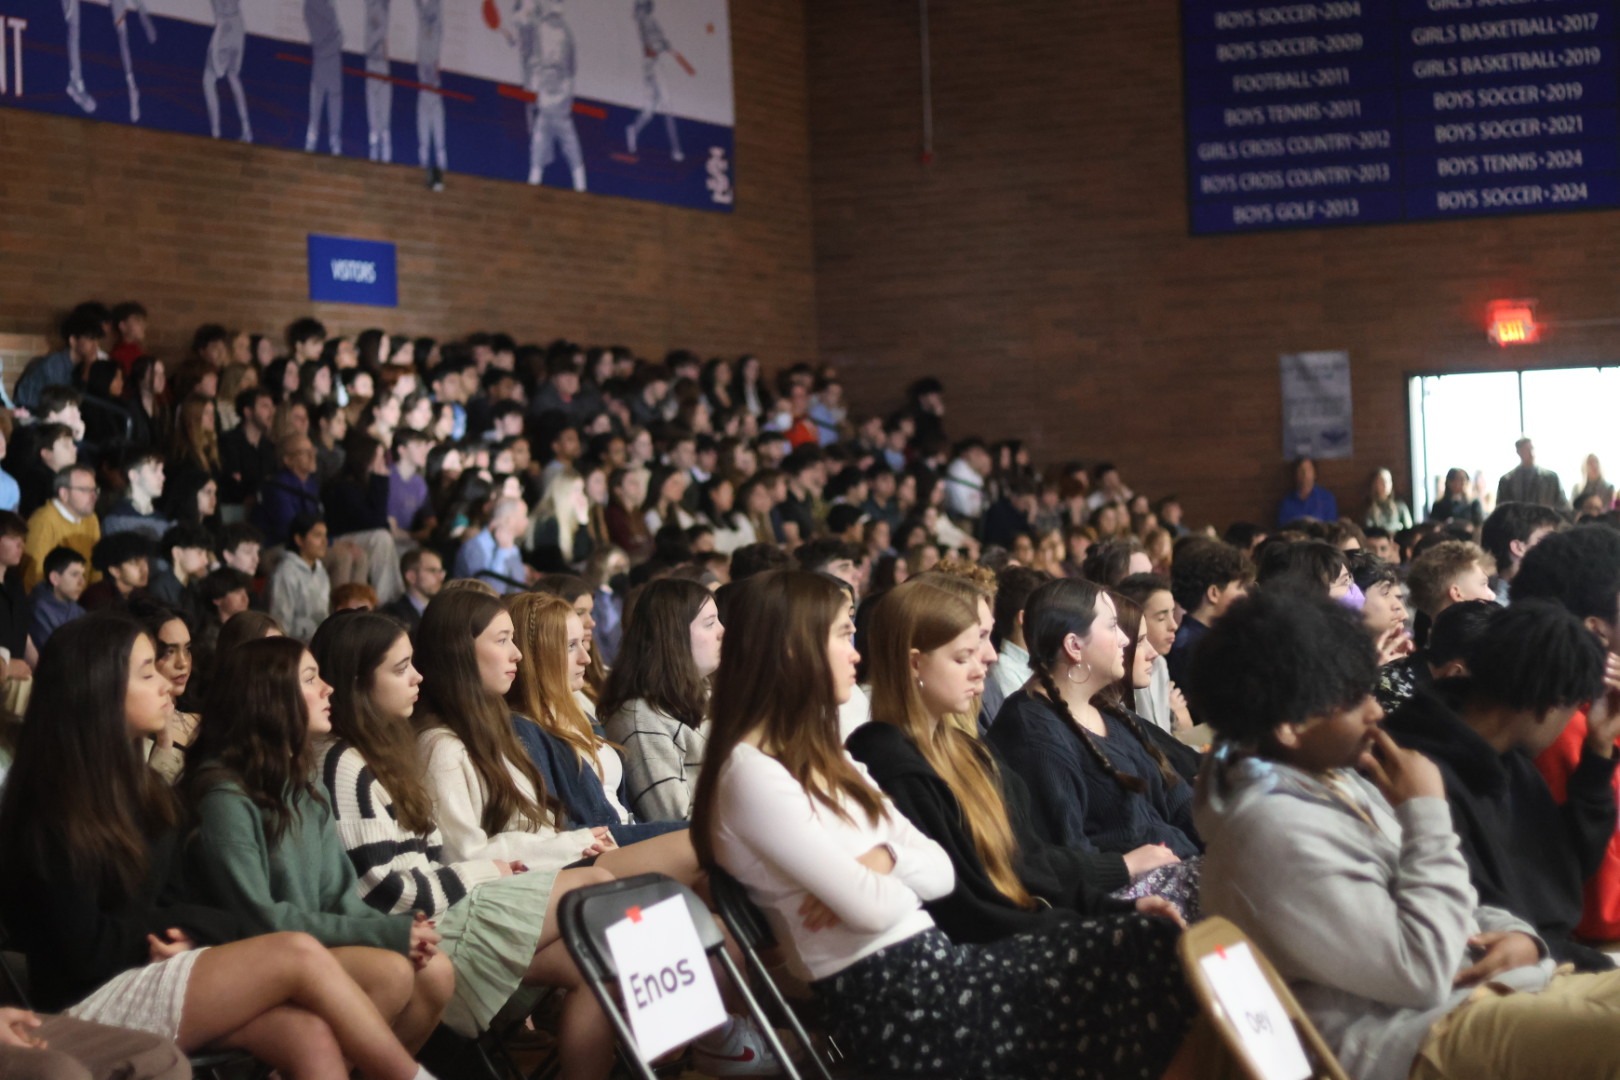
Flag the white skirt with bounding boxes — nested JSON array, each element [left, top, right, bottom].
[[65, 947, 207, 1042]]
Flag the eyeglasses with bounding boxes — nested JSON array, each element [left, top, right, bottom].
[[67, 485, 99, 495]]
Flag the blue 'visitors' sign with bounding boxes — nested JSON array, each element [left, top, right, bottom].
[[307, 235, 398, 307]]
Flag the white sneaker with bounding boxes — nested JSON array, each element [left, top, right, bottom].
[[691, 1016, 783, 1077]]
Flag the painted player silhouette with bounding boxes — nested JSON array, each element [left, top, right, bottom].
[[509, 0, 585, 189], [203, 0, 252, 141], [304, 0, 343, 153], [365, 0, 393, 162], [111, 0, 155, 121], [625, 0, 683, 161], [415, 0, 449, 188]]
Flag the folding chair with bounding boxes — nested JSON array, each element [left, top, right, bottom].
[[1179, 917, 1350, 1080], [557, 872, 809, 1080], [708, 866, 837, 1080], [0, 920, 267, 1080]]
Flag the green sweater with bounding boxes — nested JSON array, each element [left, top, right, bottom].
[[190, 774, 413, 954]]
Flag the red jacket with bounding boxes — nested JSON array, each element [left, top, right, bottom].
[[1536, 708, 1620, 940]]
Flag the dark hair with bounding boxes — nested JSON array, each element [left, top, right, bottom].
[[111, 300, 147, 325], [43, 544, 87, 581], [1464, 599, 1604, 714], [691, 572, 880, 867], [993, 565, 1049, 645], [285, 317, 327, 351], [1222, 522, 1265, 551], [414, 589, 560, 835], [191, 323, 229, 355], [161, 522, 213, 559], [1425, 600, 1500, 667], [92, 531, 152, 574], [188, 637, 324, 843], [0, 511, 25, 540], [61, 308, 105, 343], [1255, 540, 1347, 596], [217, 521, 264, 558], [1510, 524, 1620, 626], [33, 423, 73, 457], [729, 542, 793, 582], [1023, 578, 1160, 795], [1115, 571, 1173, 611], [38, 385, 83, 417], [1346, 549, 1400, 594], [197, 567, 252, 606], [0, 615, 176, 900], [310, 612, 437, 835], [1185, 591, 1378, 748], [234, 385, 273, 419], [599, 578, 715, 730], [289, 513, 325, 547], [215, 610, 283, 656], [1080, 538, 1145, 588], [796, 538, 860, 574], [1170, 540, 1250, 614], [1481, 502, 1565, 571]]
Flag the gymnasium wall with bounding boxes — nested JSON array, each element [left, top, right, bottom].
[[0, 3, 817, 370], [805, 0, 1620, 529]]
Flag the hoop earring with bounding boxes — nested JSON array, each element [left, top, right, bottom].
[[1067, 661, 1093, 685]]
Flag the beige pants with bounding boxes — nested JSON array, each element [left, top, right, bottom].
[[0, 1014, 190, 1080], [1411, 968, 1620, 1080]]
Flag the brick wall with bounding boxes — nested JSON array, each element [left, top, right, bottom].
[[0, 2, 816, 371], [806, 0, 1620, 530]]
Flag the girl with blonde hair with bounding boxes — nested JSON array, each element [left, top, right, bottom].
[[849, 577, 1183, 941]]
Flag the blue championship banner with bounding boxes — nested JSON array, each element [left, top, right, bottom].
[[1183, 0, 1620, 234], [0, 0, 735, 211]]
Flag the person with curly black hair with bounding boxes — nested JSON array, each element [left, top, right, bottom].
[[1192, 589, 1620, 1080]]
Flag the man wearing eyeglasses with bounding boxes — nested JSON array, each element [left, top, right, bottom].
[[22, 465, 102, 591]]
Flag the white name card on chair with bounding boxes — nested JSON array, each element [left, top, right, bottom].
[[1199, 941, 1312, 1080], [603, 894, 728, 1060]]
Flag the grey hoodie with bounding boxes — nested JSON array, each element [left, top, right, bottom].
[[1195, 750, 1553, 1080]]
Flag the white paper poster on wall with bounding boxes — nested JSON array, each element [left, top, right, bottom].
[[1281, 350, 1353, 461], [0, 0, 735, 210]]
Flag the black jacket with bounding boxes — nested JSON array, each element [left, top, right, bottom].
[[323, 474, 390, 537], [1385, 682, 1618, 971], [0, 826, 251, 1010], [845, 720, 1131, 945], [379, 593, 423, 636]]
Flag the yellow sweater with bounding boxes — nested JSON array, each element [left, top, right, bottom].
[[23, 502, 101, 590]]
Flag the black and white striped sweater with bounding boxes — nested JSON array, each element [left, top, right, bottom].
[[319, 741, 505, 917]]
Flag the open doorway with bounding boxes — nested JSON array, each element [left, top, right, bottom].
[[1408, 366, 1620, 520]]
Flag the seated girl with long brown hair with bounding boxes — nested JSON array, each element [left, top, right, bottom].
[[309, 611, 619, 1079], [0, 615, 437, 1080], [692, 571, 1193, 1080], [182, 637, 454, 1057], [413, 589, 781, 1076], [846, 578, 1185, 941], [599, 579, 724, 822]]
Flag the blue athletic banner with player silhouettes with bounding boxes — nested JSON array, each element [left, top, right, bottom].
[[0, 0, 735, 211]]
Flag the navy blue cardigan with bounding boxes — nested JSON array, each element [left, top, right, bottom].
[[988, 690, 1201, 859], [510, 714, 686, 846]]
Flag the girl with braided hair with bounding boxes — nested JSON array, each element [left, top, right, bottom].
[[988, 577, 1204, 915]]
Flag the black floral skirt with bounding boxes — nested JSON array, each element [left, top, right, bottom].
[[810, 915, 1192, 1079]]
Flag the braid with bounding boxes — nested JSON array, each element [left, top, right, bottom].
[[1035, 664, 1147, 796], [1096, 699, 1182, 789]]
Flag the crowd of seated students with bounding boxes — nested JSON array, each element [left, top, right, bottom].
[[7, 295, 1620, 1078]]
